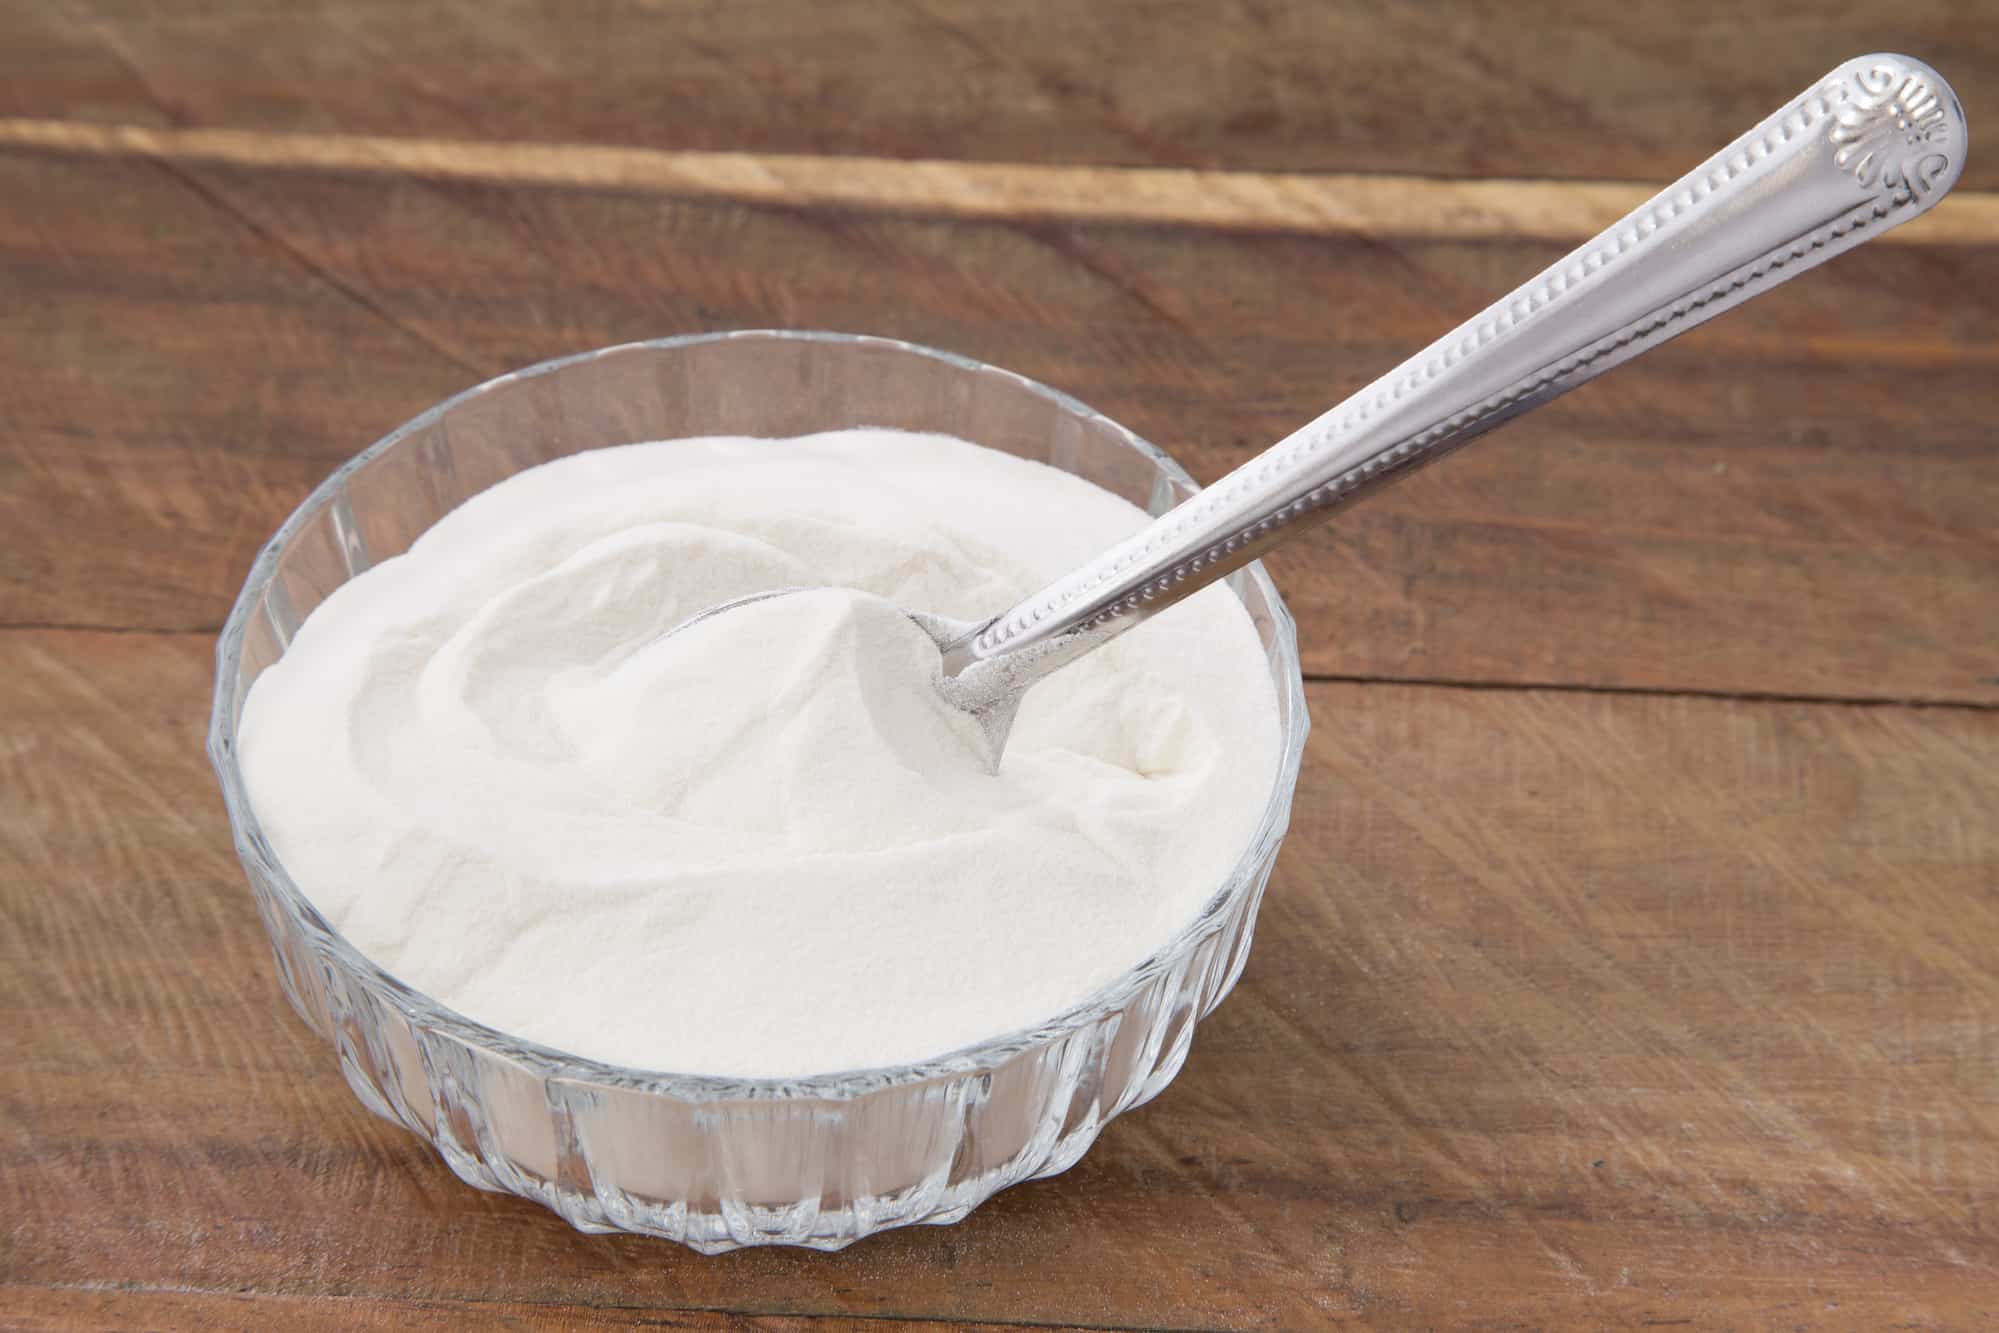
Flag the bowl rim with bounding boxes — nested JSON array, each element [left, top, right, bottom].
[[208, 329, 1310, 1102]]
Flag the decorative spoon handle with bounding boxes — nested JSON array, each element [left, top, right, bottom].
[[942, 53, 1966, 680]]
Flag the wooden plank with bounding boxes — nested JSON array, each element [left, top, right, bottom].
[[3, 149, 1995, 703], [3, 631, 1995, 1327], [4, 0, 1998, 191], [0, 1286, 1088, 1332]]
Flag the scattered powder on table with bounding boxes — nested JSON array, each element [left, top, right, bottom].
[[239, 429, 1282, 1077]]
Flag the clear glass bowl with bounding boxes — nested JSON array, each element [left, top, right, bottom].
[[209, 331, 1310, 1251]]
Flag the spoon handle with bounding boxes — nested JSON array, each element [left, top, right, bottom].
[[944, 53, 1966, 679]]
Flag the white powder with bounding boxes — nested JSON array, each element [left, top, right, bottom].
[[239, 430, 1281, 1077]]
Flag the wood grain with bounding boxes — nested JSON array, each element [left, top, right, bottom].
[[5, 116, 1996, 248], [5, 4, 1998, 1325], [5, 0, 1998, 191], [4, 631, 1996, 1327], [0, 1287, 1089, 1333], [3, 148, 1994, 703]]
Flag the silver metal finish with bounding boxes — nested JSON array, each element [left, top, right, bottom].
[[663, 56, 1963, 760], [940, 54, 1965, 707]]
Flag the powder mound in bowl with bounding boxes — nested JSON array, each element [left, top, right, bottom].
[[238, 429, 1282, 1077]]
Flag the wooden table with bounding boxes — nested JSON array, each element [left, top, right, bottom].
[[4, 5, 1996, 1328]]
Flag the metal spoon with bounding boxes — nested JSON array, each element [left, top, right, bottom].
[[678, 54, 1965, 760]]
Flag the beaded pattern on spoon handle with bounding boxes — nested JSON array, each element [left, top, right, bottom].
[[961, 55, 1964, 663]]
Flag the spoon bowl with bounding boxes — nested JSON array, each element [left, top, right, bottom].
[[655, 586, 1070, 761]]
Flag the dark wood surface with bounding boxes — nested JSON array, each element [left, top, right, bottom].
[[6, 633, 1996, 1328], [8, 0, 1999, 189], [3, 4, 1996, 1329], [4, 149, 1994, 702]]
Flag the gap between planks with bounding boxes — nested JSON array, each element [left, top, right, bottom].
[[3, 117, 1996, 245], [4, 623, 1992, 713], [0, 1281, 1214, 1333]]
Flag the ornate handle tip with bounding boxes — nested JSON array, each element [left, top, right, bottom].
[[1827, 54, 1967, 208]]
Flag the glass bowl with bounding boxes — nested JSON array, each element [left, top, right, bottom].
[[208, 331, 1310, 1252]]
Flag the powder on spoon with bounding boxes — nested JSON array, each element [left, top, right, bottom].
[[238, 429, 1282, 1077]]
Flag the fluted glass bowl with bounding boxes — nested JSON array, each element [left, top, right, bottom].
[[209, 331, 1309, 1251]]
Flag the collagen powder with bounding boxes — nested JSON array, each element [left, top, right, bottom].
[[239, 430, 1282, 1077]]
